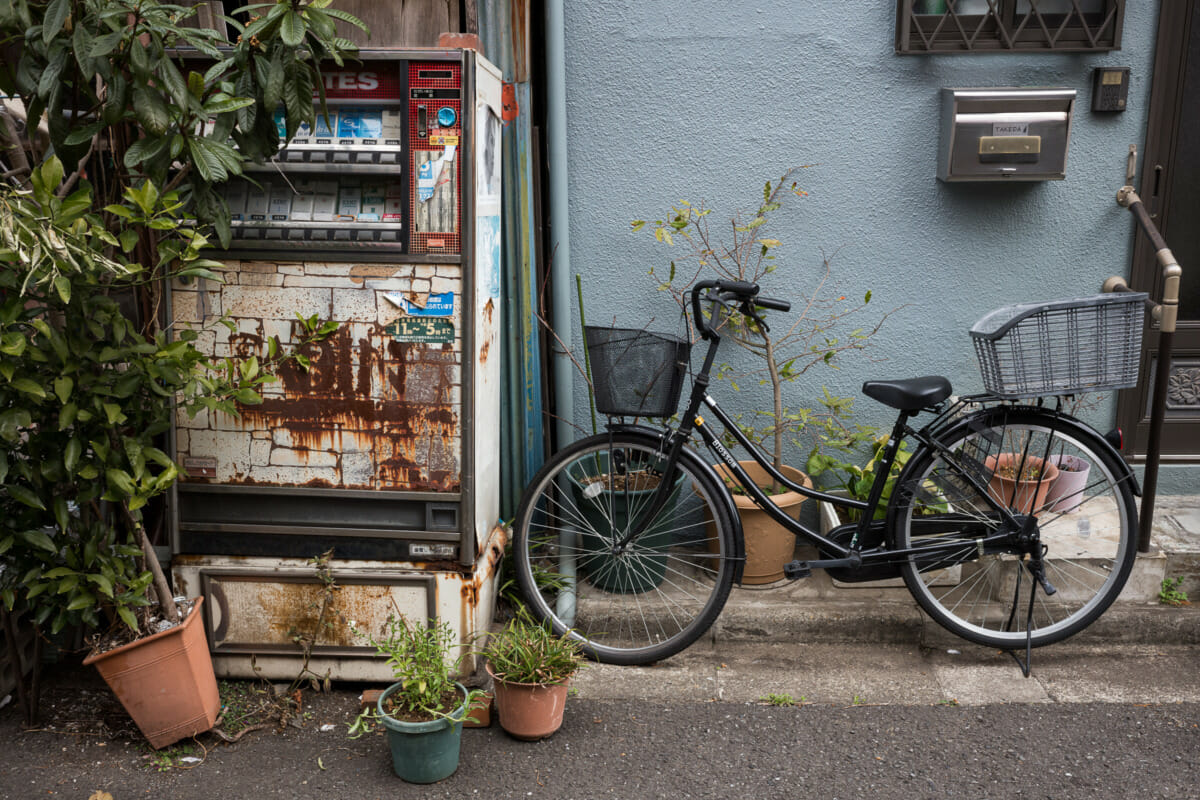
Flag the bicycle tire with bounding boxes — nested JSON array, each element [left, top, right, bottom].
[[890, 407, 1137, 649], [513, 431, 737, 665]]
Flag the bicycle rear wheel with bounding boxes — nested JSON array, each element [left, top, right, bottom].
[[512, 431, 737, 665], [891, 407, 1137, 649]]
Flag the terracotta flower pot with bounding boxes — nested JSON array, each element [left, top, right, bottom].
[[985, 453, 1059, 514], [487, 664, 570, 741], [713, 462, 811, 585], [82, 596, 220, 749]]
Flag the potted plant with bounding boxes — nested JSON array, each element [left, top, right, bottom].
[[635, 168, 892, 583], [985, 453, 1060, 514], [354, 615, 483, 783], [1045, 453, 1091, 513], [482, 609, 584, 740], [0, 0, 358, 737], [569, 458, 686, 592]]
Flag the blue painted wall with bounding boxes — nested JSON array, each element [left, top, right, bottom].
[[559, 3, 1186, 491]]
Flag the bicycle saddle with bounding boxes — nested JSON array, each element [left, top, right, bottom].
[[861, 376, 952, 411]]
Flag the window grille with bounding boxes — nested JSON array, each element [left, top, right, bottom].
[[896, 0, 1125, 54]]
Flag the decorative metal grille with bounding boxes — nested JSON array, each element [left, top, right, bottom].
[[896, 0, 1125, 54]]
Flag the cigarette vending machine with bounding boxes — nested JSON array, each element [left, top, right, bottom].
[[168, 49, 504, 680]]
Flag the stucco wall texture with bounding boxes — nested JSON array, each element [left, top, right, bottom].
[[558, 4, 1187, 491]]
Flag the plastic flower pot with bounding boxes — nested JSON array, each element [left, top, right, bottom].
[[377, 681, 469, 783], [1045, 453, 1091, 513], [569, 456, 684, 593], [82, 596, 220, 749], [487, 664, 570, 741]]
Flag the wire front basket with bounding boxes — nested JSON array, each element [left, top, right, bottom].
[[970, 292, 1147, 399], [585, 326, 690, 418]]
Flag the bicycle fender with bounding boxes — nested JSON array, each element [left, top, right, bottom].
[[607, 423, 748, 583]]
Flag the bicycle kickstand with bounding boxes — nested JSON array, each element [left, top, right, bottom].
[[1005, 547, 1057, 678]]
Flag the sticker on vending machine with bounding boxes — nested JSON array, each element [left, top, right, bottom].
[[313, 112, 336, 143]]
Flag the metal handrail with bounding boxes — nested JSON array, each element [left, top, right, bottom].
[[1104, 145, 1183, 553]]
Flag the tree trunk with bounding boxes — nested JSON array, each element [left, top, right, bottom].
[[138, 524, 180, 625]]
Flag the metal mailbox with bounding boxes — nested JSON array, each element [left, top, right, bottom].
[[937, 88, 1076, 182]]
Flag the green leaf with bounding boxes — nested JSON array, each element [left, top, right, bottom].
[[105, 468, 137, 497], [102, 403, 125, 425], [53, 274, 71, 304], [53, 376, 73, 404], [280, 10, 305, 46], [12, 379, 46, 399], [233, 387, 262, 404], [43, 0, 69, 45], [67, 591, 97, 612], [88, 574, 115, 599], [133, 85, 170, 136], [117, 606, 139, 632], [18, 529, 56, 552], [64, 438, 82, 473]]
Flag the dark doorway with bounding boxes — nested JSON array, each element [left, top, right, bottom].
[[1117, 1, 1200, 462]]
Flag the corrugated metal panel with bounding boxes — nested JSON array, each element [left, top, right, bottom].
[[479, 0, 545, 517]]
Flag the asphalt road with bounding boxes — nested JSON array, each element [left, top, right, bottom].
[[1, 684, 1197, 799]]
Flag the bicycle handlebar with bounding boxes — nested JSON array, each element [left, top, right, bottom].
[[690, 280, 792, 340]]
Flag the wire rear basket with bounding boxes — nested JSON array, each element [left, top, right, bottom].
[[585, 326, 690, 418], [970, 292, 1147, 399]]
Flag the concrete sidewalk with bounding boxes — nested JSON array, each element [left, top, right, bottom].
[[556, 496, 1200, 707], [688, 496, 1200, 651]]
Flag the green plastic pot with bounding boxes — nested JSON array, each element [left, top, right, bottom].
[[377, 682, 468, 783], [568, 458, 684, 594]]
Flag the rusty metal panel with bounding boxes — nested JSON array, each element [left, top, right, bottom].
[[171, 525, 505, 681], [199, 569, 434, 655], [173, 261, 464, 492]]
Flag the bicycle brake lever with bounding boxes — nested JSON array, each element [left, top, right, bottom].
[[742, 301, 770, 333]]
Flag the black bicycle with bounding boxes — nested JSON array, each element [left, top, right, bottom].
[[513, 279, 1146, 666]]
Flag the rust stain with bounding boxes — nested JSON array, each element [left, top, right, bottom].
[[228, 323, 461, 492], [478, 340, 489, 365], [348, 265, 404, 285], [254, 582, 393, 648], [501, 83, 519, 122], [483, 298, 494, 326]]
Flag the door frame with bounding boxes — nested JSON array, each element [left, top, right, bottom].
[[1116, 0, 1199, 463]]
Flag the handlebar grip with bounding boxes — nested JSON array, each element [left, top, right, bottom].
[[755, 296, 791, 313]]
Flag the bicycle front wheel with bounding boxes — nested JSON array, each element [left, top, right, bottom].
[[891, 407, 1137, 649], [512, 431, 738, 665]]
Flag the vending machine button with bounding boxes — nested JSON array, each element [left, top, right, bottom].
[[352, 151, 375, 164], [241, 228, 262, 240], [379, 152, 398, 165], [437, 107, 457, 127], [284, 149, 304, 162], [310, 229, 328, 241], [287, 228, 307, 240], [332, 151, 350, 163], [264, 227, 283, 240], [333, 229, 351, 241], [380, 231, 398, 242]]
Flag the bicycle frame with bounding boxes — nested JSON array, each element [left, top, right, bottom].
[[615, 286, 1042, 577]]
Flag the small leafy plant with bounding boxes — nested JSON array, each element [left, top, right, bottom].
[[1158, 576, 1190, 607], [759, 693, 799, 707], [483, 608, 583, 686], [352, 615, 481, 723], [634, 168, 893, 485], [807, 434, 907, 521]]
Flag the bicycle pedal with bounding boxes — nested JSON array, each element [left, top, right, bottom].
[[783, 560, 812, 580]]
